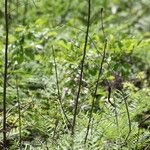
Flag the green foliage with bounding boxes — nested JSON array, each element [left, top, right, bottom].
[[0, 0, 150, 149]]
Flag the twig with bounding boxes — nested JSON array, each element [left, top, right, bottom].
[[84, 8, 107, 144], [3, 0, 9, 148], [71, 0, 91, 135]]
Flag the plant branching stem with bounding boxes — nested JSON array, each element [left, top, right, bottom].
[[84, 8, 107, 144], [71, 0, 91, 135], [3, 0, 9, 149]]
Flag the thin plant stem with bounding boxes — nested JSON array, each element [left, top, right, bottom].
[[52, 46, 72, 128], [71, 0, 91, 136], [3, 0, 9, 149], [100, 8, 106, 37], [113, 97, 121, 148], [84, 8, 107, 144], [16, 76, 22, 150], [84, 40, 107, 144], [122, 91, 131, 143], [107, 85, 116, 107]]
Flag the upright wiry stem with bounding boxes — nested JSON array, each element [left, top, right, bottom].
[[52, 46, 72, 127], [122, 91, 131, 143], [84, 8, 107, 144], [71, 0, 91, 135], [16, 76, 22, 150], [3, 0, 9, 149], [84, 41, 107, 144]]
